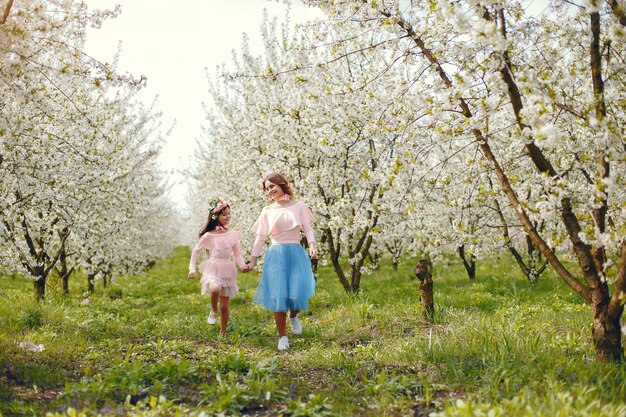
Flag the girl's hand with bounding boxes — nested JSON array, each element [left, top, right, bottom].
[[188, 272, 196, 280], [309, 246, 317, 259]]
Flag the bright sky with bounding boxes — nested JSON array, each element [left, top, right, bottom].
[[84, 0, 320, 210]]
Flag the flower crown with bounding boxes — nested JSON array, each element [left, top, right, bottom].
[[259, 170, 273, 190], [208, 197, 228, 218]]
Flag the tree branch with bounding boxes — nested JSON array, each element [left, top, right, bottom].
[[608, 0, 626, 27], [44, 228, 71, 278], [2, 219, 35, 274], [554, 102, 585, 119], [1, 0, 13, 24], [493, 7, 603, 292], [492, 191, 530, 276], [381, 8, 592, 302]]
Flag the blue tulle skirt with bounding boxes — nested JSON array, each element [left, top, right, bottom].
[[253, 244, 316, 312]]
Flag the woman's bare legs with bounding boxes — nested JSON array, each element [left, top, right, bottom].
[[275, 310, 301, 336], [288, 310, 302, 334], [274, 312, 287, 337]]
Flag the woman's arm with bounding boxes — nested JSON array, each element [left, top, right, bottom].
[[301, 204, 317, 259], [248, 232, 267, 269], [302, 223, 317, 259]]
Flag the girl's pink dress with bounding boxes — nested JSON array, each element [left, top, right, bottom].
[[189, 230, 245, 297]]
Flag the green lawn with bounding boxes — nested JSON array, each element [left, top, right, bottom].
[[1, 246, 625, 416]]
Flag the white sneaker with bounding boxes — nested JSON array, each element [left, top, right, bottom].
[[289, 316, 302, 335], [278, 336, 290, 351], [207, 312, 217, 325]]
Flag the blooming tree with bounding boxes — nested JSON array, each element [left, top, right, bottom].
[[196, 9, 434, 292], [0, 0, 177, 298], [300, 0, 626, 362]]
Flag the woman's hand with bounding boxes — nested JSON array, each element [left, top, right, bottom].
[[309, 245, 317, 259], [188, 272, 196, 280], [247, 257, 258, 271]]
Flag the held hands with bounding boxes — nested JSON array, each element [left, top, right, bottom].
[[188, 272, 196, 280], [243, 258, 258, 273], [240, 264, 252, 273]]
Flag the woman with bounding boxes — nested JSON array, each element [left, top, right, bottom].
[[247, 172, 317, 351]]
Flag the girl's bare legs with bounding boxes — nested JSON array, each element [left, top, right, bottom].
[[274, 312, 287, 337], [206, 285, 220, 324], [219, 295, 230, 336], [210, 288, 220, 316]]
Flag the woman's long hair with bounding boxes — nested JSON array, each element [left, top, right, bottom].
[[262, 172, 294, 202]]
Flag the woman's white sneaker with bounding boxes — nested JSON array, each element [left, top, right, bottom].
[[289, 316, 302, 334], [278, 336, 290, 351]]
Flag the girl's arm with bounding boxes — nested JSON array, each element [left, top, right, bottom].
[[232, 242, 246, 269], [189, 234, 210, 278]]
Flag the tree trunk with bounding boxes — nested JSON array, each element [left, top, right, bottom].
[[349, 233, 374, 293], [324, 227, 351, 292], [414, 259, 434, 323], [349, 269, 362, 293], [58, 240, 69, 295], [34, 275, 46, 300], [87, 273, 95, 293], [592, 302, 623, 362], [62, 276, 69, 294], [458, 245, 476, 280]]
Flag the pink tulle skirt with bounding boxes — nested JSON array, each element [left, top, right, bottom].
[[199, 258, 239, 297]]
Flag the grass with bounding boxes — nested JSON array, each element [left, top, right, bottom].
[[0, 246, 625, 416]]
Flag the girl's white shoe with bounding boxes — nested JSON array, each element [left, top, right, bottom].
[[207, 312, 217, 325]]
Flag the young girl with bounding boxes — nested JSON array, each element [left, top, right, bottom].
[[246, 172, 317, 351], [188, 197, 248, 336]]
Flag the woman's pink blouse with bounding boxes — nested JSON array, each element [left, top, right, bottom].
[[250, 201, 315, 257]]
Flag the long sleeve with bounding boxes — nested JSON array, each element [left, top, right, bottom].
[[189, 246, 202, 274], [232, 242, 246, 268], [189, 233, 211, 273], [251, 232, 268, 258], [302, 220, 315, 245], [251, 209, 269, 258], [300, 202, 315, 244]]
